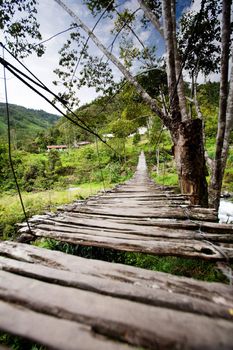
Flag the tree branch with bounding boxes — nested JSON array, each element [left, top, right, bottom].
[[54, 0, 169, 125], [137, 0, 164, 37]]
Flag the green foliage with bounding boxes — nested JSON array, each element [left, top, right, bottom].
[[0, 139, 138, 239], [34, 238, 125, 263], [0, 332, 45, 350], [0, 183, 104, 239], [82, 0, 115, 16], [178, 0, 221, 77], [133, 132, 140, 145], [0, 0, 44, 57], [152, 172, 178, 186], [197, 82, 219, 138], [123, 253, 227, 283]]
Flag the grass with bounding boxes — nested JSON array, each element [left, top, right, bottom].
[[152, 172, 179, 186], [0, 333, 45, 350], [0, 182, 106, 240], [123, 252, 228, 283]]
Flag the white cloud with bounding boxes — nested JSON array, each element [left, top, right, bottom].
[[122, 0, 139, 12]]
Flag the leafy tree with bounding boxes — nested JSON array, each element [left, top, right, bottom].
[[178, 0, 221, 80], [0, 0, 44, 57], [133, 132, 141, 145]]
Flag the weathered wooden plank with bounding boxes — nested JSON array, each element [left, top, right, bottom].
[[24, 216, 233, 243], [100, 193, 188, 199], [53, 212, 232, 234], [0, 241, 228, 297], [71, 206, 217, 222], [21, 219, 233, 245], [16, 151, 232, 262], [84, 200, 189, 208], [0, 265, 233, 349], [0, 301, 133, 350], [16, 224, 231, 259], [0, 254, 232, 321], [1, 241, 230, 297]]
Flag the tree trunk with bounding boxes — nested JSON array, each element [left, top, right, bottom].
[[221, 51, 233, 171], [161, 0, 180, 116], [138, 0, 164, 37], [209, 0, 232, 209], [193, 73, 213, 170], [171, 0, 189, 122], [172, 119, 208, 206]]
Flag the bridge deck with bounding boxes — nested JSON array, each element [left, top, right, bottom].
[[18, 152, 233, 260], [1, 152, 233, 349]]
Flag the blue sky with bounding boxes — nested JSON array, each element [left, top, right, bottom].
[[0, 0, 216, 114]]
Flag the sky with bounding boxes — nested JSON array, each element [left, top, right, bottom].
[[0, 0, 224, 115]]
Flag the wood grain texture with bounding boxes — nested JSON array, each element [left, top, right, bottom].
[[0, 241, 233, 350]]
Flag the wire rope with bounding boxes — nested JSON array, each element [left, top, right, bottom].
[[2, 47, 33, 235]]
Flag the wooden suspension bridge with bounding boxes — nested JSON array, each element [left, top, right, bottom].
[[0, 152, 233, 349]]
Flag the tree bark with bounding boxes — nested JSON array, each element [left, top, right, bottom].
[[220, 51, 233, 176], [193, 74, 213, 170], [173, 119, 208, 206], [161, 0, 180, 117], [171, 0, 189, 122], [137, 0, 164, 37], [209, 0, 232, 209]]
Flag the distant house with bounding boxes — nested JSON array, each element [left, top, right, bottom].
[[47, 145, 68, 151]]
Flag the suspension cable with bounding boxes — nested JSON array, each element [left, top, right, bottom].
[[2, 47, 33, 235], [0, 45, 101, 134], [0, 54, 118, 155]]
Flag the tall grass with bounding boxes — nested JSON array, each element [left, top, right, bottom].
[[0, 183, 105, 239]]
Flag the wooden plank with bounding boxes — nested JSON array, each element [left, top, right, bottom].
[[52, 212, 231, 233], [24, 216, 233, 243], [21, 219, 233, 245], [0, 301, 132, 350], [0, 242, 233, 349], [0, 254, 232, 321], [1, 241, 230, 296], [71, 206, 217, 222], [27, 228, 229, 259]]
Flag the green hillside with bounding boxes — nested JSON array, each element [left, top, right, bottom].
[[0, 103, 60, 145]]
